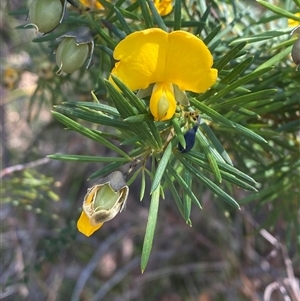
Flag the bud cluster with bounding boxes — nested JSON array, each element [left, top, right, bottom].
[[27, 0, 94, 74]]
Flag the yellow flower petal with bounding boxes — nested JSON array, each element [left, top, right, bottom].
[[111, 29, 217, 94], [165, 30, 218, 93], [150, 82, 176, 121], [111, 29, 168, 90], [77, 211, 103, 237]]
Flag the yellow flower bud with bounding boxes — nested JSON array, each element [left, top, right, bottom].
[[28, 0, 64, 33], [55, 38, 90, 74]]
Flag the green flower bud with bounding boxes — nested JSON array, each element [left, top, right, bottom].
[[291, 37, 300, 68], [56, 37, 90, 74], [28, 0, 64, 33]]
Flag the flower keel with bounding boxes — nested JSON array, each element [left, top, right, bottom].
[[150, 82, 176, 121]]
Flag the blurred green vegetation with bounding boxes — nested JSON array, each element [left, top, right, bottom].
[[1, 0, 299, 300]]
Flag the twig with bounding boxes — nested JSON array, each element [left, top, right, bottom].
[[280, 244, 300, 301], [264, 281, 291, 301], [242, 209, 300, 301], [0, 157, 50, 178], [135, 261, 228, 284]]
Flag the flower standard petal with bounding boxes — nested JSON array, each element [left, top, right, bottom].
[[165, 30, 218, 93], [111, 29, 168, 91], [77, 211, 103, 237]]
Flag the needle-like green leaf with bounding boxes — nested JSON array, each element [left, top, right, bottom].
[[141, 186, 160, 273], [151, 141, 173, 193]]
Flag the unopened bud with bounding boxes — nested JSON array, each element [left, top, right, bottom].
[[56, 38, 90, 74], [55, 27, 94, 75], [28, 0, 65, 33]]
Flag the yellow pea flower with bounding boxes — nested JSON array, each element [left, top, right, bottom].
[[153, 0, 173, 16], [80, 0, 172, 15], [110, 28, 218, 121], [77, 171, 129, 236], [80, 0, 103, 9], [288, 12, 300, 28]]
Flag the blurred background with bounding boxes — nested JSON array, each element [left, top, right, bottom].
[[1, 0, 299, 300]]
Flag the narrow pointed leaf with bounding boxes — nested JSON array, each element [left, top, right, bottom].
[[231, 122, 268, 144], [52, 111, 131, 159], [214, 42, 247, 71], [185, 151, 257, 185], [196, 130, 222, 183], [190, 98, 234, 127], [140, 169, 146, 201], [256, 0, 300, 21], [172, 118, 186, 149], [203, 24, 222, 45], [48, 154, 130, 163], [124, 114, 153, 122], [176, 156, 240, 209], [64, 101, 120, 116], [164, 171, 185, 219], [54, 105, 127, 129], [151, 141, 173, 193], [255, 46, 293, 71], [114, 7, 132, 35], [138, 0, 153, 28], [212, 89, 277, 111], [111, 75, 148, 114], [141, 186, 160, 273], [167, 165, 202, 209], [200, 123, 233, 165], [183, 170, 192, 222], [206, 67, 273, 105], [173, 0, 182, 30], [220, 57, 254, 84]]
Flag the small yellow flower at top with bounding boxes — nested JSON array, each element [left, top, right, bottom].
[[153, 0, 173, 16], [80, 0, 103, 9], [288, 12, 300, 28], [110, 28, 218, 121]]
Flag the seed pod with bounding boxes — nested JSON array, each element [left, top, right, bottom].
[[56, 38, 90, 74], [77, 171, 129, 237], [28, 0, 65, 33], [291, 37, 300, 67], [55, 27, 94, 74]]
